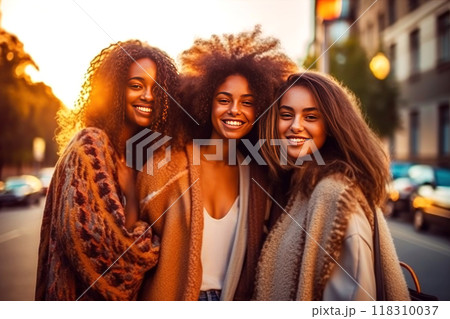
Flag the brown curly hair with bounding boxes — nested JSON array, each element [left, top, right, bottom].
[[178, 26, 298, 140], [56, 40, 180, 155]]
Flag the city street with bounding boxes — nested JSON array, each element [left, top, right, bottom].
[[0, 199, 44, 301], [0, 200, 449, 301], [388, 214, 450, 300]]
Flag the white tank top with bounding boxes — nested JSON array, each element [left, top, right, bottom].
[[200, 196, 239, 291]]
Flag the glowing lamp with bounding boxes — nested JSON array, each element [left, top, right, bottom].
[[33, 137, 46, 162], [317, 0, 343, 21], [370, 52, 391, 80]]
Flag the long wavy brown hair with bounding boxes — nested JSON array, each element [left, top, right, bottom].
[[56, 40, 180, 155], [260, 71, 390, 207], [178, 26, 298, 140]]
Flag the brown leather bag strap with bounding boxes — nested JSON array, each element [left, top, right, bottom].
[[399, 261, 422, 293]]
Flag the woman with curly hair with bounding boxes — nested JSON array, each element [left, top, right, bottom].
[[253, 72, 409, 300], [137, 26, 297, 300], [36, 40, 180, 300]]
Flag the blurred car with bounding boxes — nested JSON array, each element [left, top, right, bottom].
[[385, 162, 415, 216], [390, 161, 415, 180], [385, 162, 434, 217], [0, 175, 43, 207], [37, 167, 55, 195], [411, 167, 450, 232]]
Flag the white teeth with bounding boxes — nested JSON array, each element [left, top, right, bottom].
[[288, 137, 308, 144], [224, 120, 243, 126], [136, 106, 152, 113]]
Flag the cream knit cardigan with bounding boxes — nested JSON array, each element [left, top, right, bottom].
[[254, 174, 410, 301]]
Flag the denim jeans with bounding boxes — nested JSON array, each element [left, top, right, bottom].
[[198, 290, 221, 301]]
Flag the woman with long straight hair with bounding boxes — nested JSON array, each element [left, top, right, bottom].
[[254, 72, 409, 301]]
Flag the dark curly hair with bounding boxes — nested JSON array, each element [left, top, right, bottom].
[[179, 26, 298, 139], [56, 40, 180, 155]]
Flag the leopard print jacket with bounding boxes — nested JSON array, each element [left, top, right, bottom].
[[35, 127, 159, 300]]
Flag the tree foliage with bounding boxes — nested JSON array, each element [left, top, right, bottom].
[[302, 37, 399, 137], [0, 29, 62, 178]]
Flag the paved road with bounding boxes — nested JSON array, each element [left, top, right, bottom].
[[387, 214, 450, 300], [0, 199, 44, 301], [0, 201, 449, 300]]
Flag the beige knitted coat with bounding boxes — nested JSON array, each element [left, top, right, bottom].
[[254, 174, 410, 301]]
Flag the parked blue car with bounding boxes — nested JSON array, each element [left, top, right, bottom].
[[386, 162, 434, 217], [0, 175, 43, 207]]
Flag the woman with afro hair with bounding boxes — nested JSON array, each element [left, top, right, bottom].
[[36, 40, 181, 300], [137, 26, 297, 300]]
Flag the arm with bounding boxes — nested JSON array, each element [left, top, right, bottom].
[[322, 208, 376, 301], [57, 129, 159, 300]]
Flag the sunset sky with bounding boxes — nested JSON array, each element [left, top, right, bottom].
[[1, 0, 313, 108]]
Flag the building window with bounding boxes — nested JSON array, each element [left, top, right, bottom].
[[409, 0, 419, 12], [389, 135, 396, 158], [437, 11, 450, 65], [388, 0, 396, 25], [410, 111, 419, 157], [410, 29, 420, 76], [367, 23, 374, 52], [438, 103, 450, 155], [389, 43, 396, 78], [378, 13, 385, 32]]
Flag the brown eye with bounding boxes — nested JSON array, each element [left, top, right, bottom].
[[280, 113, 293, 119], [129, 83, 142, 90], [305, 114, 318, 120]]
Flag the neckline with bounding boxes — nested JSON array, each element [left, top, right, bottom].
[[204, 196, 239, 221]]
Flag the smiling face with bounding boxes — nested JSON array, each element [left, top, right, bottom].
[[210, 74, 256, 140], [278, 86, 327, 160], [125, 58, 157, 129]]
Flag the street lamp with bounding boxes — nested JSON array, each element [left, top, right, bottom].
[[33, 137, 46, 172], [369, 52, 391, 80]]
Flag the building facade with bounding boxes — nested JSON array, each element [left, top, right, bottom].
[[353, 0, 450, 166]]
